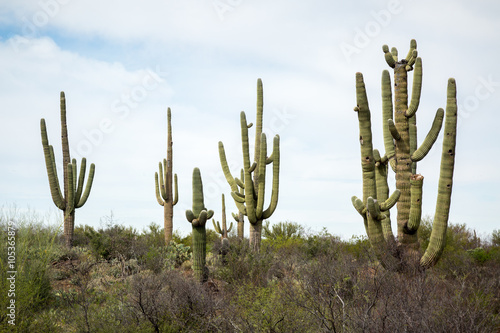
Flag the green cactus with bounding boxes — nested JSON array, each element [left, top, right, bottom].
[[219, 79, 280, 251], [186, 168, 213, 283], [155, 107, 179, 245], [351, 40, 458, 270], [231, 169, 245, 239], [40, 91, 95, 248], [212, 194, 233, 239]]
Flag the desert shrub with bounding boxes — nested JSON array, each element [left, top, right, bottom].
[[212, 237, 275, 288], [227, 282, 312, 333], [262, 220, 305, 240], [143, 241, 191, 273], [126, 270, 228, 332], [0, 208, 61, 332]]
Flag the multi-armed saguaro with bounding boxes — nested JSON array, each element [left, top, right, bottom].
[[219, 78, 280, 251], [40, 92, 95, 248], [186, 168, 213, 283], [155, 107, 178, 245], [351, 40, 457, 271]]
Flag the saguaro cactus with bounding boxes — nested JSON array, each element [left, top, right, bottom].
[[219, 79, 280, 251], [351, 40, 458, 270], [40, 92, 95, 248], [155, 108, 179, 244], [186, 168, 214, 283], [212, 194, 233, 239]]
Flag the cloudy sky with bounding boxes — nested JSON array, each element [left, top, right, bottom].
[[0, 0, 498, 239]]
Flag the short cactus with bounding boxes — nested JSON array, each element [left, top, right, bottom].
[[40, 92, 95, 248], [155, 107, 178, 245], [351, 40, 458, 270], [186, 168, 213, 283], [219, 79, 280, 251]]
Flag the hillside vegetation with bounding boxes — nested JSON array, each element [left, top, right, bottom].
[[1, 209, 499, 332]]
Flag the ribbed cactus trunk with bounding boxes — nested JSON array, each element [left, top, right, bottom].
[[192, 225, 207, 282], [186, 168, 213, 283], [219, 79, 280, 252], [393, 61, 420, 263], [40, 92, 95, 249], [351, 40, 458, 271]]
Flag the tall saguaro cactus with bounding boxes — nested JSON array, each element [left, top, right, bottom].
[[186, 168, 213, 283], [219, 79, 280, 251], [351, 40, 458, 270], [40, 92, 95, 248], [155, 108, 179, 244]]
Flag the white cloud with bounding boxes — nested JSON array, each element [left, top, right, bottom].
[[1, 0, 500, 238]]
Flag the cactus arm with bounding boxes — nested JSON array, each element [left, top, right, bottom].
[[262, 135, 280, 219], [379, 189, 401, 211], [367, 197, 385, 221], [240, 112, 257, 223], [75, 163, 95, 208], [421, 78, 458, 268], [235, 177, 245, 189], [66, 164, 75, 214], [354, 73, 376, 202], [406, 57, 423, 117], [409, 116, 418, 174], [388, 119, 401, 141], [381, 70, 395, 160], [40, 119, 65, 210], [406, 175, 423, 233], [219, 142, 246, 215], [383, 45, 395, 68], [351, 196, 366, 216], [227, 222, 233, 233], [186, 210, 195, 223], [405, 39, 417, 62], [73, 158, 86, 204], [154, 172, 165, 206], [391, 47, 398, 62], [218, 142, 238, 191], [255, 134, 267, 219], [411, 108, 444, 162], [212, 219, 221, 234], [373, 150, 396, 241], [71, 159, 77, 193], [172, 173, 178, 205]]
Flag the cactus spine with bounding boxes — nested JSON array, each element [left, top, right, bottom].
[[351, 40, 458, 270], [219, 79, 280, 251], [155, 108, 179, 244], [40, 92, 95, 248], [186, 168, 213, 283]]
